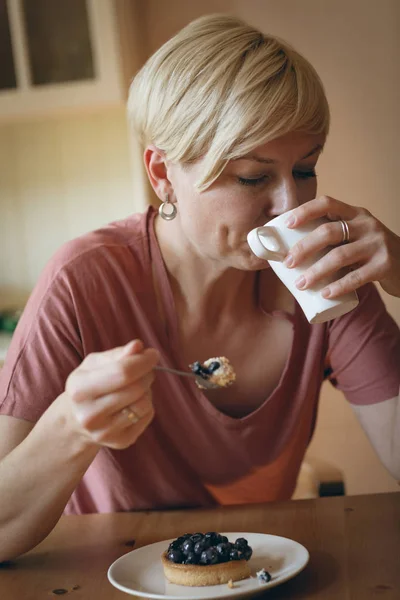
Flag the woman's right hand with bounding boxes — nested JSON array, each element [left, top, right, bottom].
[[64, 340, 159, 450]]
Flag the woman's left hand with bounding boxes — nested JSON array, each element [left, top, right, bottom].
[[283, 195, 400, 298]]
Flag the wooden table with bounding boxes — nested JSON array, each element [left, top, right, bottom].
[[1, 493, 399, 599]]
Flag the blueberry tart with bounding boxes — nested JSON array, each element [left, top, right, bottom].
[[161, 532, 252, 586]]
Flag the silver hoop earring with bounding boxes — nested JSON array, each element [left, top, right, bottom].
[[159, 195, 177, 221]]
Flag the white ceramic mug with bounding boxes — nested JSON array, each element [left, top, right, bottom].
[[247, 212, 359, 324]]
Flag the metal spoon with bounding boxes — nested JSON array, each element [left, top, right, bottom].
[[153, 365, 220, 389]]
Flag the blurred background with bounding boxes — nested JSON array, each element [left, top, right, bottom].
[[0, 0, 399, 497]]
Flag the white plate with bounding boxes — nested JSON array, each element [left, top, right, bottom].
[[108, 532, 309, 599]]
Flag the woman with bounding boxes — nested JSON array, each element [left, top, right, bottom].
[[0, 15, 399, 561]]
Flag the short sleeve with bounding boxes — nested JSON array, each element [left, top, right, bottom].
[[324, 283, 400, 406], [0, 262, 83, 422]]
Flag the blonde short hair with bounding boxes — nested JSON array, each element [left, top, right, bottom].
[[128, 14, 330, 192]]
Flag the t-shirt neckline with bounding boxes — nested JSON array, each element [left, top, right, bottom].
[[147, 206, 303, 427]]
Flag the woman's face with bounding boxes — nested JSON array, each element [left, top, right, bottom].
[[165, 131, 325, 271]]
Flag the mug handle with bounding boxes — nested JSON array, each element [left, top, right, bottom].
[[248, 226, 287, 262]]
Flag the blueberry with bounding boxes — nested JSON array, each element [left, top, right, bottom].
[[216, 543, 230, 562], [191, 361, 211, 379], [182, 539, 194, 555], [242, 546, 253, 561], [229, 548, 241, 561], [194, 539, 209, 555], [184, 551, 199, 564], [200, 547, 219, 565], [190, 533, 203, 544], [204, 531, 219, 545], [208, 548, 219, 565], [216, 542, 230, 555], [175, 534, 190, 546], [258, 569, 272, 583], [169, 539, 181, 551], [220, 535, 229, 544], [167, 549, 184, 563], [207, 361, 220, 373], [191, 362, 207, 375], [235, 538, 248, 550], [191, 361, 202, 374]]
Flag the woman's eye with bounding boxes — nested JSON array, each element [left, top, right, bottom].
[[237, 170, 316, 186], [293, 169, 316, 180], [238, 175, 268, 187]]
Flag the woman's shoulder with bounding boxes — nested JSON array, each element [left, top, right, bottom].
[[58, 210, 149, 268], [20, 208, 156, 322], [41, 209, 153, 288]]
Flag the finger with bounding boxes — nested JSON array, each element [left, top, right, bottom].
[[89, 408, 154, 448], [83, 339, 144, 369], [119, 392, 154, 424], [285, 196, 358, 228], [293, 240, 367, 290], [120, 339, 145, 358], [113, 390, 154, 429], [76, 372, 155, 429], [66, 348, 159, 403], [284, 220, 356, 268], [90, 392, 154, 448], [70, 349, 159, 402], [111, 409, 155, 448], [320, 264, 373, 298]]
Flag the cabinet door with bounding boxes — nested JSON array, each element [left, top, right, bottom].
[[0, 0, 17, 90], [22, 0, 95, 86], [0, 0, 123, 120]]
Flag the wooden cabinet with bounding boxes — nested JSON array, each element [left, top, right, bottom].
[[0, 0, 124, 120]]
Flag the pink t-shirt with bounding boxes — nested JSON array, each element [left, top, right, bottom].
[[1, 208, 399, 513]]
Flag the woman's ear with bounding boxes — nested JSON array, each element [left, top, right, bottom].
[[143, 145, 172, 201]]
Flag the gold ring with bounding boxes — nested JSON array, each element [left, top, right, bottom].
[[339, 219, 350, 244], [122, 406, 140, 424]]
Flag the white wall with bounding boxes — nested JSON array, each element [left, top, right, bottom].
[[0, 108, 139, 304]]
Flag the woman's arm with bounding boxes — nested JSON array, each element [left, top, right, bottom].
[[0, 405, 99, 562], [285, 197, 400, 478], [0, 341, 158, 562], [351, 393, 400, 480]]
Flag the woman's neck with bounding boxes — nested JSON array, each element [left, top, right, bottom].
[[155, 215, 259, 327]]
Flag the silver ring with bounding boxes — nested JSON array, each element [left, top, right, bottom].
[[122, 406, 140, 424], [339, 219, 350, 244]]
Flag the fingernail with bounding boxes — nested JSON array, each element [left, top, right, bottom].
[[284, 254, 294, 268], [122, 341, 137, 355], [125, 339, 144, 353], [295, 276, 306, 289], [322, 288, 331, 298], [285, 215, 295, 227]]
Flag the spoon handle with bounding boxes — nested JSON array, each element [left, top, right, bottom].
[[153, 365, 196, 379]]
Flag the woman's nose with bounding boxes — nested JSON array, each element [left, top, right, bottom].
[[266, 177, 299, 217]]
